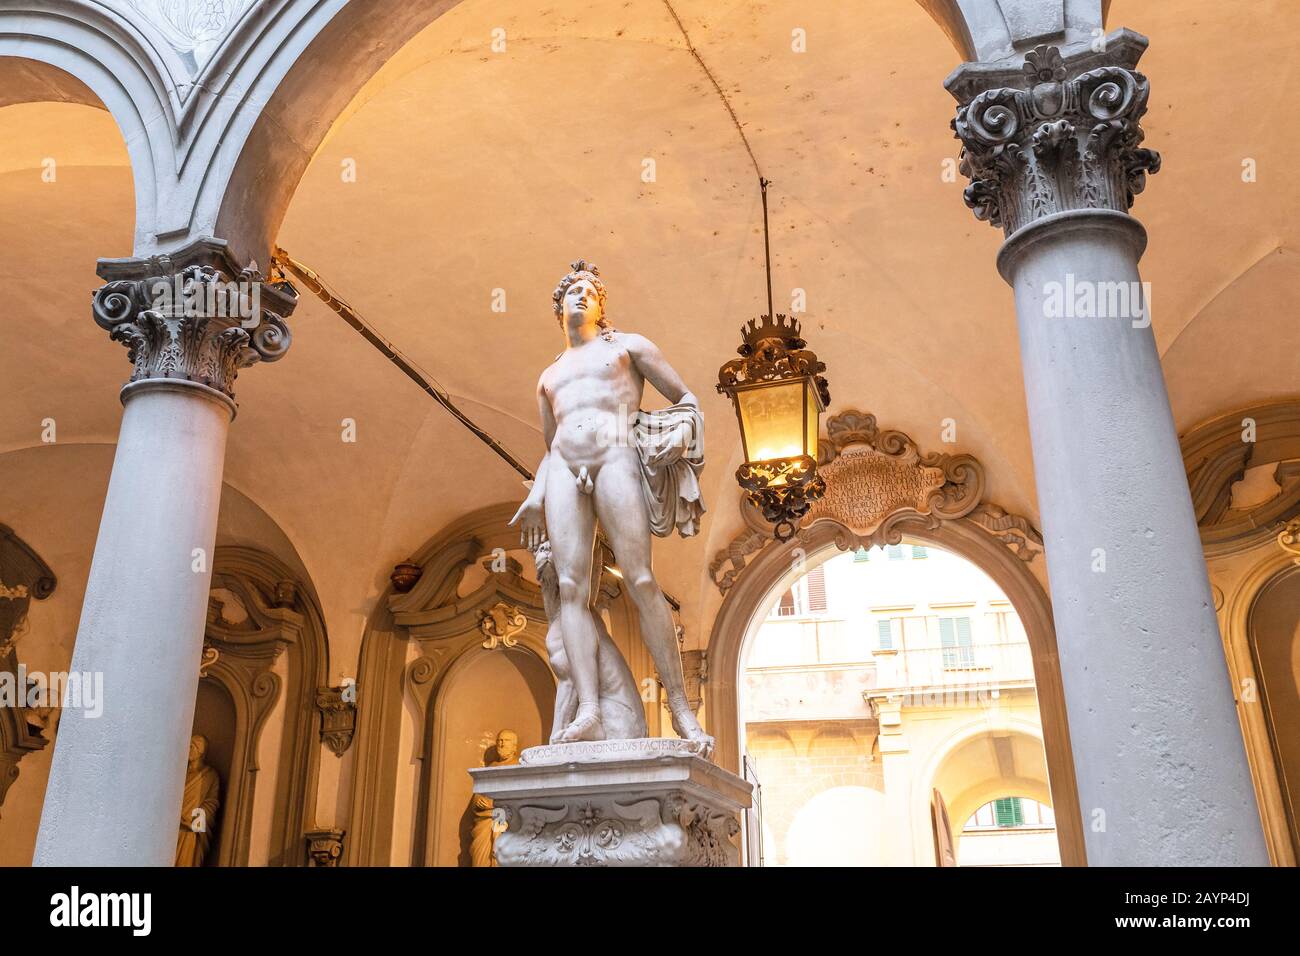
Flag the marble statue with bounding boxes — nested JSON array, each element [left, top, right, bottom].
[[510, 260, 712, 756], [175, 734, 220, 867], [468, 730, 519, 867], [533, 538, 647, 741]]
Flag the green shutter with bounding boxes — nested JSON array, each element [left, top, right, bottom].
[[876, 618, 893, 649], [853, 547, 870, 562], [911, 546, 928, 559], [994, 797, 1023, 827]]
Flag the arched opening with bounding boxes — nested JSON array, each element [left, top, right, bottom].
[[428, 645, 554, 867], [1248, 566, 1300, 860], [738, 540, 1062, 866]]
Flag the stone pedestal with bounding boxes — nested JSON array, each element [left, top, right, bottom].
[[470, 739, 752, 867]]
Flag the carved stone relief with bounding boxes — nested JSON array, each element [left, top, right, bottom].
[[710, 409, 1039, 593], [304, 827, 346, 867], [1181, 401, 1300, 556], [0, 525, 56, 814], [496, 792, 740, 867], [316, 685, 356, 757]]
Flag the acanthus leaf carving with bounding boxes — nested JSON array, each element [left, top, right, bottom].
[[92, 237, 297, 404], [949, 39, 1160, 237]]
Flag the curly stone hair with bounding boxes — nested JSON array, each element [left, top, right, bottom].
[[552, 258, 609, 329]]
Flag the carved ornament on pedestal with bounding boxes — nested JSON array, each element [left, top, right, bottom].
[[473, 739, 750, 867], [947, 30, 1161, 237], [92, 236, 296, 407]]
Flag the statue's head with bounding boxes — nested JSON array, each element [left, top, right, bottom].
[[189, 734, 208, 766], [495, 729, 519, 760], [552, 259, 608, 332]]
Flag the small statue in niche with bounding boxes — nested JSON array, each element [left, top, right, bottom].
[[468, 729, 519, 867], [176, 734, 221, 867]]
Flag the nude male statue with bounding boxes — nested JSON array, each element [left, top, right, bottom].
[[511, 260, 713, 756]]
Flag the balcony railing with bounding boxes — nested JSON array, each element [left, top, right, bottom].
[[874, 641, 1035, 691]]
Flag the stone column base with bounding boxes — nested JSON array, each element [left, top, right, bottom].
[[470, 739, 752, 867]]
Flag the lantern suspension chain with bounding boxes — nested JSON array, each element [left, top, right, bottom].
[[760, 177, 775, 321]]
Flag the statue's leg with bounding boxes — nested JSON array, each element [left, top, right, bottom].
[[542, 452, 604, 742], [547, 626, 577, 744], [591, 454, 714, 757]]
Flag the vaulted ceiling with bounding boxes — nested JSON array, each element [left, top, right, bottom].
[[2, 0, 1298, 669]]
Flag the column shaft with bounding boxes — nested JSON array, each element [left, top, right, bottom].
[[35, 383, 230, 865], [1003, 212, 1268, 864], [33, 236, 295, 866]]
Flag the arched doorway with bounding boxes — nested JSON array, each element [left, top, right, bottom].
[[735, 539, 1065, 866], [1248, 566, 1300, 860]]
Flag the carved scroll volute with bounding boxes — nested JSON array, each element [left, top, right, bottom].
[[91, 237, 297, 405], [948, 36, 1161, 237], [0, 524, 57, 656]]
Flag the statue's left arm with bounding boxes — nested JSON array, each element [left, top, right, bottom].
[[625, 334, 697, 407]]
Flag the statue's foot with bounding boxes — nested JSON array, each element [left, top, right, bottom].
[[558, 707, 606, 743], [669, 700, 715, 760]]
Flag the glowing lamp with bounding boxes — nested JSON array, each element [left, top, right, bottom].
[[717, 313, 829, 541]]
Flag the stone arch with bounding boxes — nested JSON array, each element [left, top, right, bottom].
[[707, 410, 1085, 865], [921, 719, 1052, 817], [0, 0, 181, 247], [214, 0, 473, 265], [1183, 399, 1300, 866]]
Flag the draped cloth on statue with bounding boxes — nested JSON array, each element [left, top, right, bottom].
[[469, 792, 498, 868], [176, 764, 220, 867], [632, 402, 705, 538]]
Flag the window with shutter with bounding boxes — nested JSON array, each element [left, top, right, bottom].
[[805, 565, 827, 614], [911, 545, 927, 559], [876, 618, 893, 649], [939, 615, 974, 668], [886, 544, 905, 561], [853, 547, 870, 562], [994, 797, 1024, 827]]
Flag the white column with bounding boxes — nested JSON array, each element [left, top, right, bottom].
[[34, 239, 294, 866], [950, 37, 1268, 865], [35, 384, 230, 865]]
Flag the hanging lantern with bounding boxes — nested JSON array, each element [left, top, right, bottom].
[[717, 313, 830, 541]]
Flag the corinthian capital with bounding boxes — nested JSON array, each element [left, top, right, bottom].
[[947, 29, 1161, 237], [91, 237, 297, 406]]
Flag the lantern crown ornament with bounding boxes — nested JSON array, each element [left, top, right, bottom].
[[715, 182, 831, 543], [718, 312, 830, 405]]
